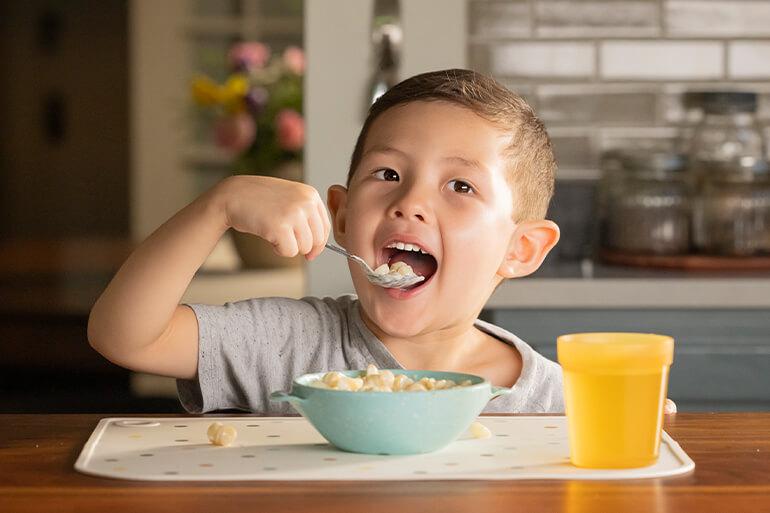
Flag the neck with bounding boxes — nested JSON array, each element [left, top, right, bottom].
[[359, 306, 487, 371]]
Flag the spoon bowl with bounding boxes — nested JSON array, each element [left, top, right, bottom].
[[325, 243, 425, 289]]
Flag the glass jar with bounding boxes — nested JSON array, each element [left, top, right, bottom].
[[600, 148, 691, 255], [686, 91, 770, 254], [693, 160, 770, 256], [687, 92, 765, 166]]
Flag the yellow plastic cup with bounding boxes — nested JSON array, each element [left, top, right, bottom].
[[557, 332, 674, 468]]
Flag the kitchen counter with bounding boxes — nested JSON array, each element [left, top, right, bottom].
[[488, 259, 770, 309], [2, 413, 769, 513]]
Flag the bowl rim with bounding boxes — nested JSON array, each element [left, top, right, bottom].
[[292, 368, 491, 395]]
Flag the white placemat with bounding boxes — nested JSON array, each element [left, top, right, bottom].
[[75, 416, 694, 481]]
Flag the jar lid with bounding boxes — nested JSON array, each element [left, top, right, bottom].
[[617, 148, 687, 180], [696, 91, 758, 114]]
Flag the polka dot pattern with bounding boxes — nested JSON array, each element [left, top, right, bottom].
[[75, 416, 692, 481]]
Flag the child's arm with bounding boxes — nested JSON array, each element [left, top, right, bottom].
[[87, 175, 330, 380]]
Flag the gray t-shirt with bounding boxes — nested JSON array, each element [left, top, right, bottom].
[[177, 295, 564, 414]]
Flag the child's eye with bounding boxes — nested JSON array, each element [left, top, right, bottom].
[[373, 168, 399, 181], [447, 179, 475, 194]]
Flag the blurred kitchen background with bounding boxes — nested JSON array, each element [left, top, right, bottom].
[[1, 0, 768, 413]]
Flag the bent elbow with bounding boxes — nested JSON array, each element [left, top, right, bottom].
[[87, 307, 112, 356], [87, 311, 103, 353]]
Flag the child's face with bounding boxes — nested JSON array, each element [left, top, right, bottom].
[[329, 101, 539, 338]]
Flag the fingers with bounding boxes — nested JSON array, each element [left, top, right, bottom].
[[316, 201, 332, 240], [306, 209, 327, 261], [271, 206, 327, 259], [294, 221, 314, 257], [260, 184, 330, 259], [304, 200, 331, 261], [664, 398, 677, 415], [271, 224, 299, 257]]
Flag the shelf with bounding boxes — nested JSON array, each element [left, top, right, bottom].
[[183, 144, 233, 167]]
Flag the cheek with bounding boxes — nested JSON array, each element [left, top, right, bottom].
[[443, 207, 513, 271], [348, 187, 384, 220], [345, 197, 382, 248], [449, 202, 512, 243]]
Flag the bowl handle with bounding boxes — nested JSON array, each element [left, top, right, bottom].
[[490, 386, 512, 399], [269, 390, 304, 403]]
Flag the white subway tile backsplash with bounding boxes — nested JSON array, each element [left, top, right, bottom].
[[496, 81, 538, 109], [601, 41, 722, 80], [729, 42, 770, 79], [491, 42, 595, 77], [667, 1, 770, 37], [597, 126, 681, 152], [466, 0, 770, 186], [536, 0, 659, 38], [549, 133, 596, 170], [537, 84, 658, 125], [469, 0, 530, 39]]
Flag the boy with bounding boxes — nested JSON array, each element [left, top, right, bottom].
[[88, 69, 564, 414]]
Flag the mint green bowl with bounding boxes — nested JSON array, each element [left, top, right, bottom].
[[269, 370, 511, 455]]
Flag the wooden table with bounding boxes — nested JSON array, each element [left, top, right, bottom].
[[1, 413, 769, 513]]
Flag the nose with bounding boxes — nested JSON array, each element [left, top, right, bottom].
[[386, 182, 431, 223]]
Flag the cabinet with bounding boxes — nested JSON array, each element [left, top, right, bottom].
[[483, 308, 770, 411]]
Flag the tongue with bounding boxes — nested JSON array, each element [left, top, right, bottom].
[[389, 251, 437, 279]]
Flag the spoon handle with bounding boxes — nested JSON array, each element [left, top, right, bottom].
[[324, 243, 374, 273], [324, 243, 351, 258]]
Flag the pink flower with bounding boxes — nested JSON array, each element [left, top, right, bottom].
[[228, 42, 270, 71], [214, 113, 256, 153], [282, 46, 305, 75], [275, 109, 304, 151]]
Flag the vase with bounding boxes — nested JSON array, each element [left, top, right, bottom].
[[230, 160, 305, 269]]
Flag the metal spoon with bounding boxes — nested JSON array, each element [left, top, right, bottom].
[[325, 243, 425, 289]]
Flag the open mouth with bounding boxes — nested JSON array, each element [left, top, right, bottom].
[[380, 241, 438, 290]]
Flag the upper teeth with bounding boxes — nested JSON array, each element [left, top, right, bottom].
[[387, 241, 429, 254]]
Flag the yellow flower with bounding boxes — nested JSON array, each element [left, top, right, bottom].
[[191, 76, 222, 106], [221, 74, 249, 113]]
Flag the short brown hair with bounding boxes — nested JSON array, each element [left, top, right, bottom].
[[347, 69, 556, 221]]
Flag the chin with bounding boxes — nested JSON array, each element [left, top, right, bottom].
[[372, 312, 426, 339], [357, 292, 427, 338]]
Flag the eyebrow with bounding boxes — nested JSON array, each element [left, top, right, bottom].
[[441, 155, 487, 174], [362, 145, 408, 159], [363, 145, 488, 174]]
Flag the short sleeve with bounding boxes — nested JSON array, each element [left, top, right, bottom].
[[532, 357, 565, 413], [475, 319, 565, 414], [176, 296, 348, 414]]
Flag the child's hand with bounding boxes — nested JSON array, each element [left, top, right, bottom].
[[220, 175, 331, 260], [664, 398, 677, 414]]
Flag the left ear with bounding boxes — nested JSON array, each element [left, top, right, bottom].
[[497, 220, 560, 279]]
